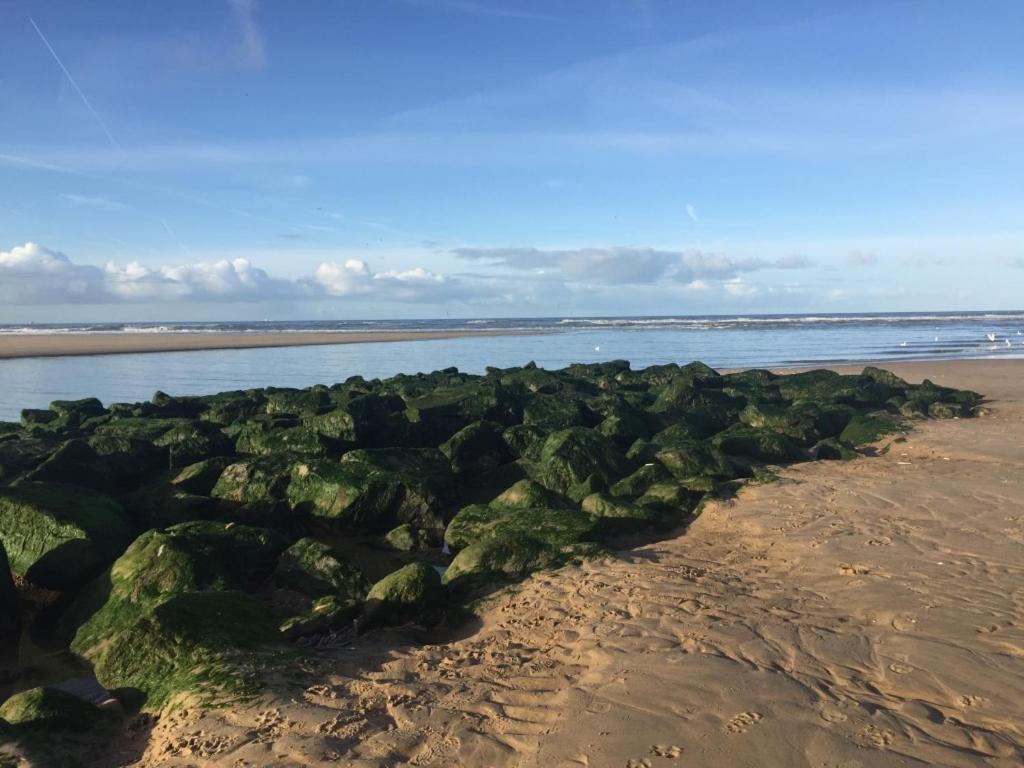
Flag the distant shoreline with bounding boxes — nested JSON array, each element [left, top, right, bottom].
[[0, 329, 541, 360]]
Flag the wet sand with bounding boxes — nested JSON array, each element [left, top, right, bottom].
[[100, 359, 1024, 766], [0, 330, 535, 360]]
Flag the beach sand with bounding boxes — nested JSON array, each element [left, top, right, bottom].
[[0, 330, 533, 360], [104, 359, 1023, 767]]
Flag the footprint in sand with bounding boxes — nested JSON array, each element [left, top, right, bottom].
[[888, 663, 913, 674], [839, 563, 871, 576], [867, 536, 892, 546], [891, 615, 917, 631], [859, 725, 895, 748], [651, 744, 682, 758], [725, 712, 763, 733], [625, 759, 652, 768], [957, 694, 984, 708], [818, 705, 848, 723]]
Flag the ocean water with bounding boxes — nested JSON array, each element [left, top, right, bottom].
[[0, 312, 1022, 422]]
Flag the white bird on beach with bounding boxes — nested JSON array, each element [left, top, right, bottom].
[[986, 333, 997, 342], [594, 345, 600, 352], [1007, 338, 1012, 348], [900, 341, 907, 347]]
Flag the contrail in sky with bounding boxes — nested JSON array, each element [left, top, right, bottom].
[[29, 17, 121, 150]]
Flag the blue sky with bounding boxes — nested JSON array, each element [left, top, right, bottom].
[[1, 0, 1022, 321]]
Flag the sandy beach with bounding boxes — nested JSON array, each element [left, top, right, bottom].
[[0, 330, 534, 360], [83, 358, 1020, 767]]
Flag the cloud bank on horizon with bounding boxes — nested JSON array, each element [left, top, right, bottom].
[[1, 0, 1022, 320]]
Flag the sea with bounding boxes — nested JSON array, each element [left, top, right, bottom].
[[1, 311, 1022, 422]]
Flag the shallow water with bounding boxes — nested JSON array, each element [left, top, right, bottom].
[[1, 312, 1022, 421]]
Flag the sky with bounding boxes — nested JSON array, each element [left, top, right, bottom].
[[1, 0, 1022, 322]]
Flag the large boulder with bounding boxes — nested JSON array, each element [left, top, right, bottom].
[[444, 503, 596, 553], [269, 537, 369, 600], [839, 412, 902, 446], [84, 590, 287, 710], [211, 455, 294, 504], [363, 562, 444, 627], [235, 423, 331, 458], [68, 521, 287, 653], [265, 387, 330, 416], [286, 449, 451, 535], [23, 439, 113, 492], [0, 482, 131, 591], [443, 535, 602, 591], [265, 538, 369, 638], [533, 428, 634, 501], [0, 434, 58, 483], [712, 424, 805, 464], [0, 686, 110, 732], [87, 435, 169, 486], [440, 420, 510, 475], [153, 421, 234, 468]]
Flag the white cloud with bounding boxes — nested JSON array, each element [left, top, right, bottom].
[[312, 260, 464, 303], [103, 257, 294, 302], [454, 246, 810, 286], [723, 277, 760, 297], [0, 242, 106, 304], [686, 204, 700, 224], [0, 243, 472, 306]]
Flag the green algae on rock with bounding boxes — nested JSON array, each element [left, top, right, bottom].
[[0, 686, 110, 732], [364, 562, 444, 628], [0, 482, 132, 591]]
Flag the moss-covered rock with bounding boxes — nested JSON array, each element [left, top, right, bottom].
[[153, 421, 234, 468], [287, 450, 450, 534], [712, 424, 805, 463], [444, 503, 596, 554], [49, 398, 106, 421], [0, 434, 58, 483], [169, 456, 233, 495], [533, 427, 633, 501], [490, 478, 568, 509], [265, 388, 330, 416], [270, 538, 369, 600], [280, 595, 360, 639], [814, 438, 860, 461], [20, 409, 58, 427], [440, 420, 510, 475], [0, 482, 131, 591], [0, 686, 110, 731], [211, 455, 294, 504], [87, 434, 169, 486], [839, 413, 902, 446], [68, 521, 288, 654], [122, 476, 218, 528], [364, 562, 444, 627], [608, 462, 673, 497], [443, 535, 603, 591], [383, 523, 421, 551], [522, 395, 590, 430], [86, 590, 288, 709], [236, 423, 330, 458], [22, 439, 113, 492]]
